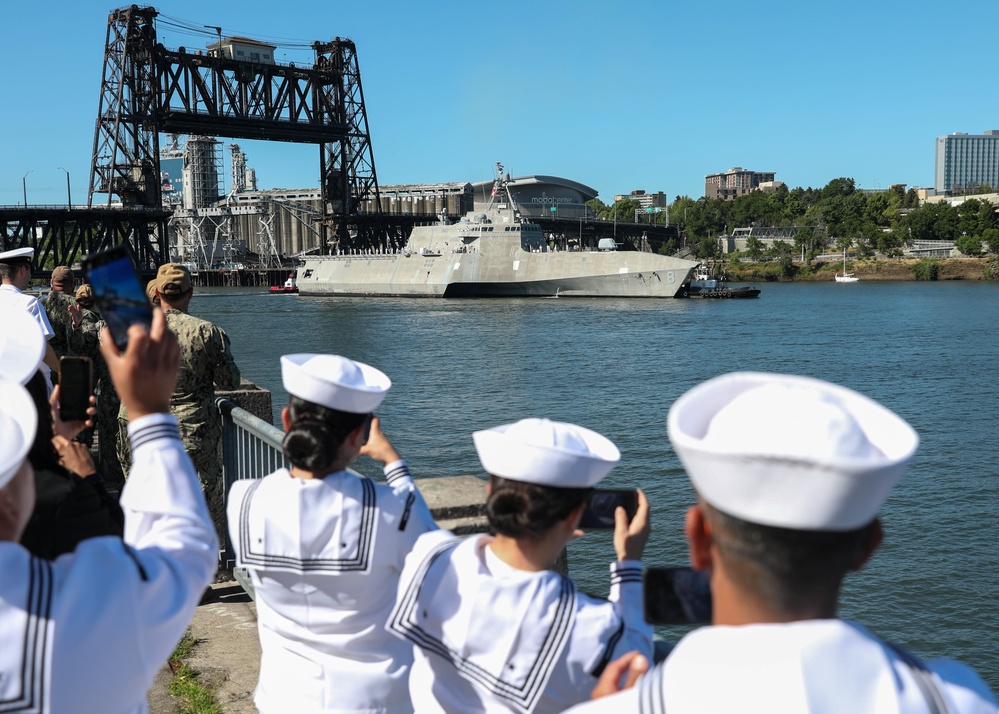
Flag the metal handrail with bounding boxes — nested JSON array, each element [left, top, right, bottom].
[[217, 397, 288, 570]]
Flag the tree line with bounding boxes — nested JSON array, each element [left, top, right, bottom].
[[587, 178, 999, 261]]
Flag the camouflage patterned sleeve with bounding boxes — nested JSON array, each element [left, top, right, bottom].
[[210, 325, 241, 390], [68, 311, 102, 357]]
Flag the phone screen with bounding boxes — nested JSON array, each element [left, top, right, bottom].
[[59, 356, 92, 422], [83, 246, 153, 350], [643, 567, 712, 625], [578, 488, 638, 530]]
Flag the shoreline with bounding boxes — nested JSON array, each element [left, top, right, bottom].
[[722, 257, 998, 282]]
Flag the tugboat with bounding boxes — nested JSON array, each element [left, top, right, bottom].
[[269, 273, 299, 294], [685, 263, 760, 299]]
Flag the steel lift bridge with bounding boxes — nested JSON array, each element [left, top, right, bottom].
[[1, 4, 392, 277]]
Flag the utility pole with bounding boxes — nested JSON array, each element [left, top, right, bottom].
[[58, 167, 71, 207]]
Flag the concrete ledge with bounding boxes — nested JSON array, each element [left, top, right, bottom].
[[414, 474, 488, 523], [218, 379, 273, 425]]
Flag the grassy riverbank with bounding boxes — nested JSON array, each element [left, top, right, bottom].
[[722, 257, 999, 282]]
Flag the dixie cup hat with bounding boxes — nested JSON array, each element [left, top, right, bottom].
[[667, 372, 919, 531], [281, 354, 391, 414], [0, 310, 46, 385], [0, 378, 38, 490], [473, 418, 620, 488]]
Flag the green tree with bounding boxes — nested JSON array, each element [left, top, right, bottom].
[[983, 227, 999, 254], [956, 232, 984, 256], [745, 236, 764, 260], [864, 193, 891, 227], [769, 240, 795, 277], [658, 238, 677, 256], [586, 198, 608, 216]]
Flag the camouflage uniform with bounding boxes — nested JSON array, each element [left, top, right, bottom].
[[117, 308, 240, 542], [68, 307, 123, 488], [41, 290, 77, 358]]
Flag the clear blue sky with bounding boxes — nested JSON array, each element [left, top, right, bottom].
[[2, 0, 996, 207]]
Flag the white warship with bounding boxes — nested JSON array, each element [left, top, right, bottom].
[[298, 165, 698, 298]]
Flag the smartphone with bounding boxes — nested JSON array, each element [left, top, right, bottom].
[[59, 356, 92, 422], [82, 245, 154, 350], [578, 488, 638, 530], [643, 567, 712, 625]]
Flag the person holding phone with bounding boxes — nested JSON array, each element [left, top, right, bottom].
[[117, 263, 240, 545], [0, 305, 217, 713], [568, 373, 996, 713], [68, 283, 125, 486], [388, 418, 653, 714], [1, 308, 120, 558], [226, 353, 438, 714]]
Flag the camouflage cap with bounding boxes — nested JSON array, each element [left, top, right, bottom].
[[75, 283, 95, 305], [145, 280, 160, 305], [155, 263, 192, 297], [51, 266, 75, 285]]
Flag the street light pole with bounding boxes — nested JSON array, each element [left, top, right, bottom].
[[22, 171, 32, 207], [58, 167, 71, 207]]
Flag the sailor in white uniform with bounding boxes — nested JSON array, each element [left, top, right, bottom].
[[568, 372, 997, 713], [0, 247, 58, 384], [388, 418, 653, 714], [226, 353, 438, 714], [0, 308, 218, 714]]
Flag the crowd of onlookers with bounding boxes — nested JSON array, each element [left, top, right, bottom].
[[0, 245, 995, 713]]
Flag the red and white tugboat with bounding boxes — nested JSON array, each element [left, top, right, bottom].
[[270, 273, 299, 294]]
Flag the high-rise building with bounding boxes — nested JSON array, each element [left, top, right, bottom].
[[934, 131, 999, 194], [613, 190, 668, 209], [704, 167, 777, 200]]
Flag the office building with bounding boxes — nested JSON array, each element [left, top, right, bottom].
[[613, 190, 668, 209], [934, 131, 999, 195], [705, 167, 777, 200]]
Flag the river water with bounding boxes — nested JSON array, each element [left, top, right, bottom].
[[194, 280, 999, 689]]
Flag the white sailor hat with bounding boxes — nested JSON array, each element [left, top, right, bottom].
[[0, 378, 38, 490], [473, 418, 620, 488], [667, 372, 918, 531], [280, 353, 391, 414], [0, 247, 34, 263], [0, 310, 46, 385]]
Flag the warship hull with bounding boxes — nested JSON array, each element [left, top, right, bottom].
[[299, 163, 698, 299], [298, 250, 697, 298]]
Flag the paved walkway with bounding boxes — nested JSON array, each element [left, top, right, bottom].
[[147, 582, 262, 713]]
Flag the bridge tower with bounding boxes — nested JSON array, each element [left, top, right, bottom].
[[88, 5, 385, 258]]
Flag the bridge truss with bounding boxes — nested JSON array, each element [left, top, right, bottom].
[[89, 4, 383, 248]]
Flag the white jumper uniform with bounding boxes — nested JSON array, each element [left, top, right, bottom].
[[565, 619, 997, 714], [0, 284, 54, 340], [227, 461, 437, 714], [1, 284, 55, 385], [0, 414, 218, 714], [388, 531, 653, 714]]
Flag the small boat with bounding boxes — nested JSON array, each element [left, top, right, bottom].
[[270, 273, 299, 294], [685, 263, 760, 299], [834, 250, 859, 283]]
